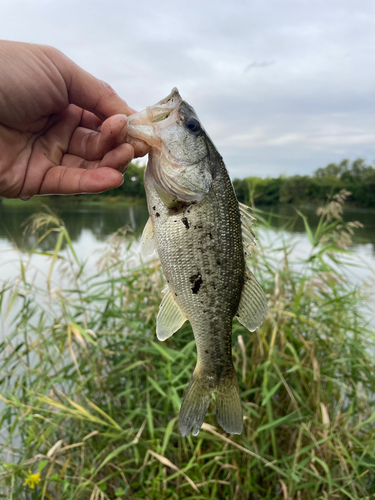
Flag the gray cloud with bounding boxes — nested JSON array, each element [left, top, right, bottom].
[[245, 61, 275, 72], [1, 0, 375, 177]]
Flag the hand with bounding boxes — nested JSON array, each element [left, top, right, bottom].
[[0, 41, 149, 199]]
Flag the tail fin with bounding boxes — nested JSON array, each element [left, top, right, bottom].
[[179, 367, 243, 437], [179, 372, 212, 437], [215, 374, 243, 435]]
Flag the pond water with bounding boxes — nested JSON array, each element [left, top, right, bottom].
[[1, 200, 374, 262], [0, 200, 374, 319]]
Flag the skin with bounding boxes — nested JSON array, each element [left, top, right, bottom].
[[0, 41, 150, 199]]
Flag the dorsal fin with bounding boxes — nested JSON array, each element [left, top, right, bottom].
[[239, 202, 257, 254], [236, 267, 268, 332]]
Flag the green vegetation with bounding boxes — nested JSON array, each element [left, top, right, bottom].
[[0, 193, 374, 499], [233, 158, 375, 208], [2, 157, 374, 210]]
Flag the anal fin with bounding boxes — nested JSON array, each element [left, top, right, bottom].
[[157, 288, 187, 341]]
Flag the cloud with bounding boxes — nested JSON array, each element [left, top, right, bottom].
[[1, 0, 375, 178], [244, 61, 275, 72]]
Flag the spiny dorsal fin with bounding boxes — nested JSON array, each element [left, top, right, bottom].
[[236, 267, 268, 332], [239, 203, 257, 254], [156, 287, 187, 341], [140, 217, 158, 259]]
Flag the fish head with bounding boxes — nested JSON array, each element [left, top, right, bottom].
[[127, 88, 213, 203]]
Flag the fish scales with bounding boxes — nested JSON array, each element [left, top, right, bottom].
[[146, 153, 244, 379], [127, 88, 268, 437]]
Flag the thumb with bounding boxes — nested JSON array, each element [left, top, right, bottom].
[[41, 45, 135, 120]]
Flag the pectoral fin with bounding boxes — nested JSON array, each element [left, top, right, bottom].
[[154, 183, 179, 208], [156, 288, 187, 341], [239, 203, 257, 254], [140, 217, 157, 258], [236, 268, 268, 332]]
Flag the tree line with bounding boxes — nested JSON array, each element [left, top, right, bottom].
[[100, 158, 375, 207]]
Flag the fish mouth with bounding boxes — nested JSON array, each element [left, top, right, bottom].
[[127, 88, 182, 147]]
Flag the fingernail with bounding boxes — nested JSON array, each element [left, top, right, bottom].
[[120, 164, 128, 174]]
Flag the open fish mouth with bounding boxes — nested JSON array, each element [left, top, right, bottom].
[[127, 88, 182, 146]]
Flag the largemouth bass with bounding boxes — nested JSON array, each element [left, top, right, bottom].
[[127, 89, 267, 437]]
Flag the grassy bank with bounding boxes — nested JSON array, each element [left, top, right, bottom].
[[0, 192, 374, 499]]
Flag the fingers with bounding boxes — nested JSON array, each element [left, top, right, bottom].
[[62, 143, 134, 173], [68, 114, 129, 160], [126, 135, 150, 158], [40, 45, 136, 120], [38, 166, 124, 195], [80, 110, 102, 130], [67, 113, 149, 161]]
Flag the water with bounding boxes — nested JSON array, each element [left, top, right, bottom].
[[0, 200, 374, 316]]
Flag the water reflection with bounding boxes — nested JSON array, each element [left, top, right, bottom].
[[0, 200, 374, 254], [0, 202, 150, 252], [256, 205, 375, 250]]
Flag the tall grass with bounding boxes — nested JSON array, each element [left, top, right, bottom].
[[0, 193, 374, 499]]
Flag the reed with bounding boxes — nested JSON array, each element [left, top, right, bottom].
[[0, 192, 374, 499]]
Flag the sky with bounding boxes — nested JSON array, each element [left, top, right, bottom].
[[2, 0, 375, 178]]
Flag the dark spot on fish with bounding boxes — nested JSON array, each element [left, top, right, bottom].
[[203, 309, 208, 313], [167, 280, 169, 283], [212, 282, 216, 290], [152, 206, 156, 210], [175, 292, 178, 296], [190, 272, 203, 294], [208, 232, 213, 240], [194, 225, 197, 229], [172, 207, 178, 213], [197, 224, 203, 229], [217, 260, 221, 265], [182, 217, 189, 229], [155, 213, 160, 217], [205, 350, 209, 354], [235, 314, 239, 317]]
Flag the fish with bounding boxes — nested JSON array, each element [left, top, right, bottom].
[[127, 88, 268, 437]]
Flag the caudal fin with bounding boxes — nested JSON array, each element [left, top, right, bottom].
[[179, 367, 243, 437], [215, 375, 243, 435], [179, 373, 212, 437]]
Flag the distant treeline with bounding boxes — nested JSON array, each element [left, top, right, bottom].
[[100, 158, 375, 207]]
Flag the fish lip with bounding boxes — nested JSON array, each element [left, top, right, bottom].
[[128, 88, 182, 126], [127, 88, 183, 146]]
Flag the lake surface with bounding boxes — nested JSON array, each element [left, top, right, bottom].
[[0, 200, 374, 301]]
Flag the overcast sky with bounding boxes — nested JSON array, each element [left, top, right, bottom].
[[2, 0, 375, 178]]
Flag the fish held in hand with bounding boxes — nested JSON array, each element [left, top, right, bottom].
[[127, 88, 268, 437]]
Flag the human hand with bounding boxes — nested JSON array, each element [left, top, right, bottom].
[[0, 41, 149, 199]]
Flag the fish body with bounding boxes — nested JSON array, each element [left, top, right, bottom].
[[127, 89, 267, 436]]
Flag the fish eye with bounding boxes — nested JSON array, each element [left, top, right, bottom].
[[185, 117, 201, 134]]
